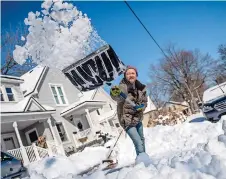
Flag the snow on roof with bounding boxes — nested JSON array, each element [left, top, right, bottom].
[[20, 65, 46, 96], [144, 96, 157, 113], [99, 110, 117, 123], [203, 82, 226, 103], [1, 75, 24, 84], [60, 99, 105, 116], [167, 101, 188, 107], [1, 96, 31, 112], [78, 89, 96, 101], [1, 96, 55, 113], [42, 105, 55, 111]]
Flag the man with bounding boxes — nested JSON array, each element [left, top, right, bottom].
[[110, 65, 148, 156]]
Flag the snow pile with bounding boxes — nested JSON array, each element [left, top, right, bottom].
[[13, 0, 106, 70], [26, 116, 226, 179], [26, 146, 108, 179]]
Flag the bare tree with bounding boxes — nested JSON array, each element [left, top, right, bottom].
[[214, 44, 226, 83], [147, 81, 166, 109], [149, 45, 214, 114], [1, 23, 36, 76]]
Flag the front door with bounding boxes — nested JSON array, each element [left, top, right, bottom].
[[3, 137, 16, 150]]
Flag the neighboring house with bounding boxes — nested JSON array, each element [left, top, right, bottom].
[[20, 66, 120, 150], [1, 75, 60, 165], [0, 65, 156, 164], [142, 96, 157, 127]]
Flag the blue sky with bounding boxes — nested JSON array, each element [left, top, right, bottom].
[[2, 1, 226, 89]]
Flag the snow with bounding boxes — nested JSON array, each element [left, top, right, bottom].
[[13, 0, 106, 70], [79, 90, 96, 101], [203, 81, 226, 103], [25, 114, 226, 179], [1, 96, 54, 113], [99, 110, 116, 122], [1, 96, 31, 112], [20, 65, 45, 96], [144, 96, 157, 114]]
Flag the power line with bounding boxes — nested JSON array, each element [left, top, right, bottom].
[[124, 1, 168, 57]]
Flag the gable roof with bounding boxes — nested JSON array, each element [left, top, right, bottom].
[[144, 96, 157, 113], [20, 65, 47, 97], [1, 96, 55, 113]]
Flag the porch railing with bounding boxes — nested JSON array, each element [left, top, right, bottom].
[[25, 146, 36, 162], [7, 148, 23, 160], [78, 128, 91, 138], [7, 142, 61, 165], [46, 140, 63, 156], [36, 146, 49, 158]]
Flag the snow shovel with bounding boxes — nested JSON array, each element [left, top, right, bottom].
[[62, 44, 126, 92], [102, 129, 124, 169]]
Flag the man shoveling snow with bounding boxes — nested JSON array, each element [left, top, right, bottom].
[[110, 65, 151, 166]]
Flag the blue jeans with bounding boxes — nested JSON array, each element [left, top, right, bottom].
[[126, 122, 145, 156]]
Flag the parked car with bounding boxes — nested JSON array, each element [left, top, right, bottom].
[[201, 81, 226, 122], [1, 152, 27, 179]]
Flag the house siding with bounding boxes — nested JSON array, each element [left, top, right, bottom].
[[21, 121, 53, 146], [36, 68, 84, 147], [89, 88, 118, 125], [1, 82, 24, 102]]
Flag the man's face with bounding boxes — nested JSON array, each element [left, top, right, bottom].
[[125, 69, 137, 84]]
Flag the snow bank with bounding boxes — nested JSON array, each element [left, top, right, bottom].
[[27, 147, 108, 179], [26, 116, 226, 179]]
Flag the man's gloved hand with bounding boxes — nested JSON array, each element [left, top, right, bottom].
[[134, 104, 145, 112], [110, 86, 121, 97]]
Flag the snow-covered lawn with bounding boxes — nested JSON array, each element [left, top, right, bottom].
[[26, 115, 226, 179]]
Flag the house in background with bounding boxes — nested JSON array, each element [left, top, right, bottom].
[[1, 75, 61, 165], [1, 65, 156, 164], [142, 96, 157, 127], [19, 65, 122, 149]]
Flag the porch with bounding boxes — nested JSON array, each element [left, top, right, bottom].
[[60, 100, 107, 148], [1, 114, 65, 166]]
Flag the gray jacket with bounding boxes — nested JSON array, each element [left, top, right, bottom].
[[111, 78, 148, 129]]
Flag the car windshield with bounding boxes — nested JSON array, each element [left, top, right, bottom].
[[1, 152, 12, 162]]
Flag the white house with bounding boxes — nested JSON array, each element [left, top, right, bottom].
[[1, 65, 156, 165], [0, 65, 121, 164]]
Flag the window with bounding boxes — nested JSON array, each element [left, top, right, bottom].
[[6, 88, 15, 101], [0, 88, 4, 101], [56, 123, 68, 142], [109, 104, 113, 110], [96, 109, 100, 115], [115, 123, 120, 128], [28, 131, 38, 143], [50, 85, 67, 105], [1, 152, 13, 162], [0, 86, 15, 102], [108, 120, 114, 127], [25, 128, 39, 144]]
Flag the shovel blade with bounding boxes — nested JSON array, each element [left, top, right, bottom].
[[62, 45, 126, 91]]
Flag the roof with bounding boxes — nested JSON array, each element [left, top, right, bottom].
[[99, 110, 117, 123], [1, 75, 24, 84], [203, 81, 226, 103], [78, 89, 97, 101], [166, 101, 189, 107], [20, 65, 47, 97], [1, 96, 55, 113], [60, 100, 106, 116], [144, 96, 157, 113]]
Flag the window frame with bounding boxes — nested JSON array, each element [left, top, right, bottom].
[[49, 84, 68, 106], [25, 128, 39, 145], [55, 122, 70, 143], [0, 86, 16, 102]]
